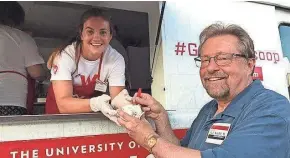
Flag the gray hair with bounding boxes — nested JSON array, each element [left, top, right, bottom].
[[198, 22, 255, 59]]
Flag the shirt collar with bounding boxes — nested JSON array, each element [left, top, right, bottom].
[[219, 80, 264, 118]]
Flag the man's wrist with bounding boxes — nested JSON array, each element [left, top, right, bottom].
[[155, 112, 170, 132], [154, 110, 168, 122]]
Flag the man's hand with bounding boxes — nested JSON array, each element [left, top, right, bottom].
[[133, 93, 178, 145], [90, 95, 119, 125], [133, 93, 167, 121], [117, 109, 157, 150], [118, 108, 201, 158]]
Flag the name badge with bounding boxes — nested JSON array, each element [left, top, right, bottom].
[[205, 123, 231, 145], [94, 79, 108, 92]]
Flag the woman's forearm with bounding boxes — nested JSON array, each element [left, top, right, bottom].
[[56, 97, 92, 113]]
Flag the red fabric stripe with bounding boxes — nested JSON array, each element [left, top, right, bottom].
[[0, 71, 27, 80], [211, 125, 229, 131]]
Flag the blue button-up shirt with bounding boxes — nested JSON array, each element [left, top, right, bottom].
[[181, 80, 290, 158]]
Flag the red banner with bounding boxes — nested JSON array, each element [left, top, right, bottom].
[[0, 129, 187, 158], [253, 67, 263, 81]]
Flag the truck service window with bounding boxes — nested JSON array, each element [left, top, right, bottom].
[[2, 1, 151, 116]]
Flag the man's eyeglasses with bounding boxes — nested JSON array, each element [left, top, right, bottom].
[[194, 53, 248, 68]]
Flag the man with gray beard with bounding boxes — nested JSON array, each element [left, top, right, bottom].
[[117, 22, 290, 158]]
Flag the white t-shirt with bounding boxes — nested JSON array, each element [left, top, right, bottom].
[[0, 25, 45, 108], [50, 43, 125, 88]]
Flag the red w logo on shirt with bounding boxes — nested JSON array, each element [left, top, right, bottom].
[[80, 74, 98, 86]]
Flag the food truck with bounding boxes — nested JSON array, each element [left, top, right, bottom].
[[1, 1, 290, 157]]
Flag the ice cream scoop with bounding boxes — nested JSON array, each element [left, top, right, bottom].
[[121, 104, 144, 119], [112, 89, 144, 119]]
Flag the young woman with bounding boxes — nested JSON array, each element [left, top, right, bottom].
[[45, 9, 125, 123]]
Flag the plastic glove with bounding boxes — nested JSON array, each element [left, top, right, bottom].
[[90, 94, 120, 125], [111, 89, 133, 109]]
